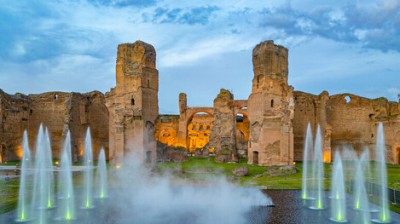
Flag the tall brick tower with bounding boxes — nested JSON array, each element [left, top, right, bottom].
[[247, 40, 294, 166], [106, 41, 159, 164]]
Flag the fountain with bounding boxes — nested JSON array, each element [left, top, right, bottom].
[[28, 125, 56, 224], [373, 122, 391, 223], [82, 128, 94, 209], [96, 148, 108, 199], [330, 151, 346, 222], [44, 128, 55, 209], [16, 131, 32, 222], [301, 123, 313, 200], [32, 125, 55, 210], [353, 149, 371, 223], [310, 125, 325, 210], [5, 122, 400, 224], [56, 130, 76, 221]]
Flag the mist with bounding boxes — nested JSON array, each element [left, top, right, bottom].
[[105, 152, 272, 224]]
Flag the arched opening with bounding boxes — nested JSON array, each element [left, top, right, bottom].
[[344, 96, 351, 103], [0, 144, 6, 163], [131, 98, 135, 106], [396, 146, 400, 164], [0, 145, 3, 163], [253, 151, 259, 165], [187, 112, 213, 153], [236, 130, 245, 144], [236, 113, 249, 157], [236, 114, 244, 123], [271, 99, 274, 108]]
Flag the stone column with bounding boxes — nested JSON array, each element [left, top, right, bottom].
[[209, 89, 238, 162]]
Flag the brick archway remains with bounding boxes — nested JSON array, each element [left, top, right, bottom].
[[177, 107, 214, 149]]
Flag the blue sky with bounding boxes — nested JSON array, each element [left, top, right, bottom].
[[0, 0, 399, 113]]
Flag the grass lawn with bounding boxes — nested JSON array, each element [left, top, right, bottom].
[[157, 157, 315, 189], [0, 179, 19, 215], [158, 157, 400, 191]]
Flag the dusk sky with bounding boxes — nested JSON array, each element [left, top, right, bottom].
[[0, 0, 399, 114]]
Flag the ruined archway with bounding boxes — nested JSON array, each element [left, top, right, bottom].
[[394, 131, 400, 164], [187, 112, 213, 152], [0, 144, 3, 163], [236, 113, 249, 158], [395, 146, 400, 165], [0, 144, 6, 163]]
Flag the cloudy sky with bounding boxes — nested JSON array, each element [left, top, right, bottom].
[[0, 0, 399, 113]]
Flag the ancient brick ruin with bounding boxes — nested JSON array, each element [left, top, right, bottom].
[[0, 90, 108, 162], [106, 41, 159, 164], [1, 40, 399, 166]]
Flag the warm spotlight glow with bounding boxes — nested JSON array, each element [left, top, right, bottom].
[[55, 161, 59, 165], [115, 164, 121, 169], [16, 145, 23, 159], [323, 149, 331, 163], [292, 162, 296, 165]]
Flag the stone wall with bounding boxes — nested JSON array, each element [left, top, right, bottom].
[[155, 115, 179, 147], [293, 91, 400, 163], [0, 90, 30, 162], [187, 114, 213, 152], [209, 89, 238, 162], [0, 90, 109, 162]]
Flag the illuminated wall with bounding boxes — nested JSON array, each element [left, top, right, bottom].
[[187, 114, 213, 152]]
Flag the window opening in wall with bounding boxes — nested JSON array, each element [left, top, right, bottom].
[[131, 98, 135, 106], [253, 151, 259, 165], [236, 114, 244, 122], [54, 94, 58, 100], [397, 147, 400, 164], [271, 99, 274, 108], [344, 96, 351, 103], [30, 109, 33, 115]]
